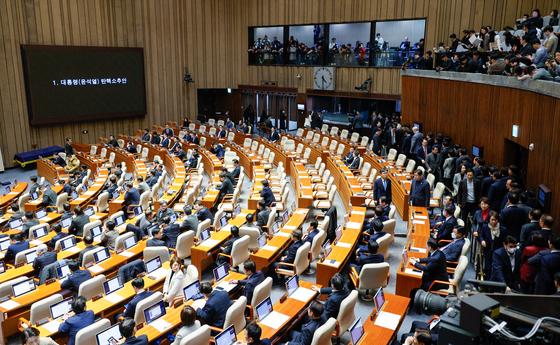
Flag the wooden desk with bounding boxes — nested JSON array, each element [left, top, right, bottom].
[[24, 185, 64, 212], [395, 207, 430, 297], [87, 241, 147, 276], [291, 161, 313, 208], [325, 155, 366, 207], [355, 293, 410, 345], [250, 208, 309, 271], [37, 159, 68, 185], [316, 207, 366, 287], [190, 211, 254, 278], [0, 182, 27, 212]]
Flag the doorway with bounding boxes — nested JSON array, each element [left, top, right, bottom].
[[503, 139, 528, 186]]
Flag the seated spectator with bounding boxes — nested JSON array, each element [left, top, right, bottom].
[[433, 206, 457, 242], [163, 256, 185, 305], [217, 226, 241, 265], [304, 220, 320, 244], [78, 235, 99, 266], [123, 278, 154, 319], [68, 207, 90, 237], [32, 246, 57, 276], [256, 201, 270, 228], [354, 239, 385, 272], [21, 211, 39, 238], [230, 260, 265, 304], [48, 223, 68, 249], [441, 226, 467, 262], [146, 228, 166, 247], [311, 273, 349, 321], [58, 296, 95, 345], [100, 220, 118, 251], [271, 230, 304, 284]]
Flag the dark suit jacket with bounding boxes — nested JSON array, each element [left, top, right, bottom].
[[519, 221, 541, 245], [410, 179, 430, 207], [441, 238, 465, 262], [290, 318, 324, 345], [488, 179, 507, 211], [49, 232, 69, 249], [533, 251, 560, 295], [354, 253, 384, 272], [319, 288, 350, 320], [229, 166, 240, 180], [218, 178, 234, 203], [197, 208, 213, 222], [163, 224, 181, 248], [481, 176, 493, 198], [349, 156, 360, 169], [42, 189, 57, 207], [33, 252, 57, 275], [196, 290, 232, 328], [69, 214, 90, 237], [457, 178, 481, 207], [123, 335, 149, 345], [500, 205, 528, 241], [61, 269, 92, 293], [373, 178, 392, 203], [416, 145, 429, 163], [239, 271, 265, 303], [283, 240, 304, 263], [124, 290, 154, 319], [146, 238, 166, 247], [59, 310, 95, 345], [161, 138, 170, 148], [305, 229, 320, 245], [257, 209, 271, 227], [435, 217, 458, 242], [124, 188, 141, 206], [180, 215, 199, 232], [78, 245, 99, 266], [5, 241, 30, 263], [270, 131, 280, 142], [490, 247, 521, 289], [479, 224, 506, 256], [414, 249, 449, 290], [260, 187, 275, 207]]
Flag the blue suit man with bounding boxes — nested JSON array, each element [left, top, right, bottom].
[[58, 296, 95, 345], [410, 172, 431, 207], [260, 181, 276, 207], [196, 284, 232, 328], [289, 302, 324, 345], [123, 278, 154, 319], [161, 136, 170, 148], [61, 262, 92, 294], [318, 274, 349, 320], [33, 250, 57, 276], [4, 235, 29, 263], [163, 223, 181, 249], [434, 209, 457, 242], [270, 129, 280, 142], [124, 185, 141, 207], [490, 238, 521, 290], [305, 222, 320, 245], [373, 172, 392, 203], [236, 263, 265, 303], [441, 236, 465, 262], [413, 239, 449, 291], [530, 236, 560, 295], [500, 198, 528, 241]]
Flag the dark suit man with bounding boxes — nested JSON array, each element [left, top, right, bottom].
[[68, 207, 90, 237], [312, 274, 349, 321], [233, 260, 265, 303], [256, 202, 271, 228], [61, 260, 92, 294], [519, 209, 542, 246], [410, 170, 431, 207], [412, 239, 449, 291], [120, 318, 149, 345], [217, 173, 234, 204], [269, 128, 280, 142], [162, 219, 180, 248], [49, 224, 69, 249], [124, 183, 140, 208], [374, 169, 392, 204], [416, 139, 430, 165], [272, 231, 304, 284], [146, 228, 166, 247], [151, 132, 161, 145], [457, 170, 481, 221], [21, 212, 40, 238], [349, 152, 361, 170], [354, 239, 385, 272], [434, 207, 457, 242], [500, 193, 528, 241], [288, 302, 324, 345], [4, 233, 29, 263], [530, 235, 560, 295], [218, 127, 227, 138], [155, 201, 175, 223], [123, 278, 154, 319], [196, 205, 213, 223], [33, 248, 57, 276], [41, 186, 57, 207], [228, 160, 241, 181], [180, 207, 200, 232], [64, 138, 74, 156], [490, 236, 521, 290], [440, 227, 466, 262], [58, 296, 94, 345], [196, 282, 233, 328], [160, 135, 170, 148], [488, 173, 507, 211], [371, 128, 382, 155], [305, 223, 320, 245], [409, 127, 423, 155], [78, 235, 99, 266], [260, 180, 276, 207]]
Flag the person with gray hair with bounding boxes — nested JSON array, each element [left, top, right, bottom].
[[32, 245, 57, 276], [409, 125, 424, 155]]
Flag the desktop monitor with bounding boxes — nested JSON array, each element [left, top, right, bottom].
[[271, 222, 280, 233], [538, 184, 551, 211], [61, 217, 72, 229], [60, 236, 76, 250], [282, 211, 289, 224], [30, 192, 39, 200], [199, 228, 211, 242], [96, 324, 123, 345], [213, 263, 229, 282], [49, 297, 73, 320], [91, 225, 103, 239], [215, 325, 237, 345], [0, 238, 10, 251], [145, 256, 162, 274], [35, 208, 47, 219], [471, 145, 483, 158], [84, 207, 95, 217], [57, 263, 71, 279], [103, 276, 123, 295], [112, 191, 120, 199], [323, 242, 332, 257], [335, 226, 343, 242], [255, 297, 273, 321], [93, 247, 110, 263], [33, 225, 48, 239], [286, 275, 299, 296], [220, 216, 228, 228], [9, 218, 23, 230], [258, 234, 267, 247], [12, 278, 36, 297], [349, 318, 365, 345], [114, 215, 125, 226], [183, 280, 200, 300], [143, 300, 166, 324], [25, 250, 38, 264], [374, 287, 385, 313], [123, 236, 137, 250], [297, 104, 305, 111]]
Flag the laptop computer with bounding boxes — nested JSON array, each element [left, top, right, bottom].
[[335, 225, 343, 242], [183, 280, 201, 300], [61, 216, 72, 229], [144, 300, 166, 324], [30, 192, 39, 200], [133, 206, 143, 216], [233, 205, 241, 216], [60, 236, 76, 250], [103, 276, 123, 295], [123, 236, 137, 250], [35, 208, 47, 219], [9, 218, 23, 230], [199, 228, 211, 242], [33, 225, 49, 240], [93, 247, 110, 264], [145, 256, 162, 274], [82, 184, 88, 193], [215, 325, 236, 345], [374, 287, 385, 314], [282, 211, 289, 224], [219, 216, 228, 228], [349, 318, 365, 345], [323, 242, 332, 258], [50, 297, 73, 320], [25, 250, 38, 264], [285, 275, 299, 296], [113, 215, 125, 226], [213, 263, 229, 283], [84, 207, 95, 217], [0, 238, 10, 251], [255, 297, 274, 321], [57, 263, 71, 280], [95, 324, 123, 345], [12, 278, 36, 297], [271, 222, 280, 233], [258, 233, 267, 247], [91, 225, 103, 241], [71, 191, 79, 200], [112, 191, 120, 199]]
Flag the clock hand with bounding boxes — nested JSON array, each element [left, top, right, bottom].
[[321, 76, 326, 82]]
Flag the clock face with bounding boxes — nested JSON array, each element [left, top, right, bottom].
[[313, 67, 335, 90]]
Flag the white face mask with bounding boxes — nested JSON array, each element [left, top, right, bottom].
[[451, 232, 457, 239], [507, 247, 516, 255]]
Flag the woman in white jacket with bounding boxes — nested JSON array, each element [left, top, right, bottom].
[[163, 255, 185, 305]]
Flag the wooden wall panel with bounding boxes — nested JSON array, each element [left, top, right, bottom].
[[401, 76, 560, 219], [0, 0, 550, 168]]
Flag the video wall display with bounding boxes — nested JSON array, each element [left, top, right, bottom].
[[248, 18, 426, 68]]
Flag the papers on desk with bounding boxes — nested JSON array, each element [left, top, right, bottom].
[[119, 251, 135, 258], [0, 299, 20, 310], [216, 280, 237, 292], [30, 240, 43, 246], [148, 268, 168, 281], [261, 245, 279, 252], [410, 246, 427, 254], [405, 268, 423, 277], [374, 311, 401, 330], [412, 220, 426, 225], [220, 225, 232, 232], [295, 209, 307, 215], [322, 259, 339, 267], [290, 287, 316, 302], [66, 246, 81, 253], [199, 239, 220, 248], [346, 222, 362, 229], [42, 319, 61, 333], [336, 242, 352, 248], [89, 264, 104, 274], [191, 298, 206, 310], [284, 225, 297, 231], [277, 232, 291, 238], [260, 311, 290, 329], [105, 293, 125, 304], [150, 318, 172, 333], [414, 215, 428, 220]]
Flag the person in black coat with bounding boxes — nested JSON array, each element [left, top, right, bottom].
[[373, 169, 392, 204], [490, 236, 521, 290], [231, 260, 265, 304], [32, 247, 57, 276], [499, 192, 528, 241], [433, 206, 458, 243], [123, 278, 154, 319], [456, 169, 481, 222], [269, 127, 280, 142], [487, 172, 507, 211], [478, 211, 507, 279], [217, 226, 241, 265], [4, 233, 29, 264], [311, 273, 349, 321], [353, 240, 384, 273], [61, 260, 92, 294], [411, 239, 449, 291], [271, 230, 304, 284], [123, 183, 140, 208], [196, 282, 233, 328], [410, 170, 431, 207], [120, 318, 149, 345], [260, 180, 276, 207], [227, 159, 241, 181], [288, 301, 324, 345], [530, 235, 560, 295], [162, 217, 180, 249], [68, 206, 90, 237], [519, 208, 542, 246], [217, 173, 234, 204]]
